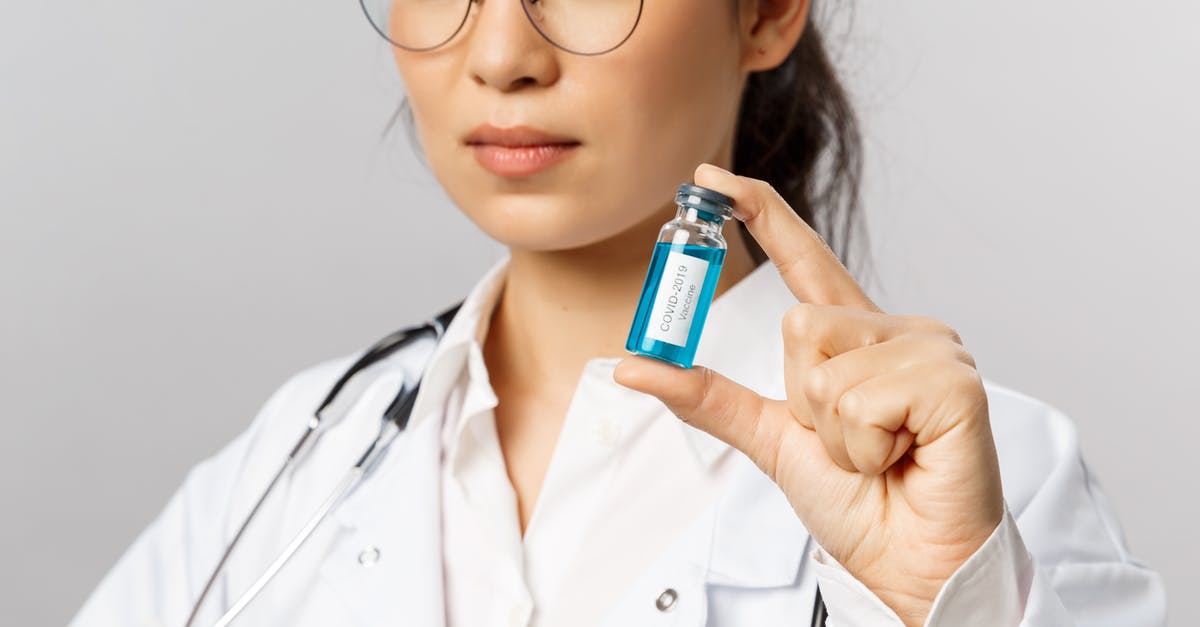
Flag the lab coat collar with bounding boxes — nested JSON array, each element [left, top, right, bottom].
[[307, 260, 809, 626], [318, 382, 811, 627], [404, 251, 799, 473]]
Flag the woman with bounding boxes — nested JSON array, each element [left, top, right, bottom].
[[70, 0, 1166, 625]]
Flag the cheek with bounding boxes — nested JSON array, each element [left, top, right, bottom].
[[584, 9, 742, 219], [384, 4, 742, 253]]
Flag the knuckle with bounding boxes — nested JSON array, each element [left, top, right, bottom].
[[837, 389, 868, 424], [904, 314, 961, 344], [743, 178, 777, 216], [748, 176, 781, 200], [859, 317, 888, 347], [783, 303, 819, 339], [929, 335, 968, 363], [846, 442, 885, 475], [900, 328, 974, 368], [906, 314, 938, 331], [697, 367, 736, 429], [746, 177, 797, 220], [947, 360, 983, 392], [805, 364, 839, 403], [950, 342, 977, 368]]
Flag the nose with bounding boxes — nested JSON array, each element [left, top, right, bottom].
[[465, 0, 561, 92]]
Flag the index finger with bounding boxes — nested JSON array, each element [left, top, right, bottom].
[[693, 162, 879, 311]]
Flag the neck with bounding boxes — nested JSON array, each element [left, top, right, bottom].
[[482, 197, 758, 393]]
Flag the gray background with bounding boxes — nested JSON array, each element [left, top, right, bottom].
[[2, 1, 1195, 625]]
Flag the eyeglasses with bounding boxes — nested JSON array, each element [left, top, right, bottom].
[[358, 0, 645, 56]]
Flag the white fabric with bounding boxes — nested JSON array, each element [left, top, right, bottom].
[[68, 252, 1167, 627], [435, 255, 743, 627]]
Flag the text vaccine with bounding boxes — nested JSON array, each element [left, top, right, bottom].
[[625, 183, 735, 369]]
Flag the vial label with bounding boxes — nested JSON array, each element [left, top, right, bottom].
[[645, 249, 711, 347]]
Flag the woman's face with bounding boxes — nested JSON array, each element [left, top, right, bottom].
[[390, 0, 759, 253]]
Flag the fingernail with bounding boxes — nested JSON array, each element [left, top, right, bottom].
[[699, 162, 732, 177], [696, 164, 745, 220]]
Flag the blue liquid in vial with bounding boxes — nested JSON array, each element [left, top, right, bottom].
[[625, 242, 726, 369]]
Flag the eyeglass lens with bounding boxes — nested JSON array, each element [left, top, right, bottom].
[[359, 0, 644, 55]]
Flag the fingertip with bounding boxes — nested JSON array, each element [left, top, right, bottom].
[[612, 355, 651, 389], [612, 357, 635, 387], [613, 354, 678, 392], [694, 162, 734, 186], [693, 164, 755, 223], [696, 161, 727, 175]]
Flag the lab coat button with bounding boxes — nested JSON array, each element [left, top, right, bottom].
[[655, 588, 678, 611], [357, 546, 381, 567]]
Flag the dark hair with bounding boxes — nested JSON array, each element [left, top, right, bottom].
[[731, 2, 872, 284], [384, 0, 873, 285]]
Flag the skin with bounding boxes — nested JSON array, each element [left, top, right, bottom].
[[389, 1, 1005, 625]]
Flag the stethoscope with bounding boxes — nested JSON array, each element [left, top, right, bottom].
[[184, 300, 829, 627]]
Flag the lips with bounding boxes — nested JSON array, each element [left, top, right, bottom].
[[465, 123, 581, 177], [464, 123, 580, 147]]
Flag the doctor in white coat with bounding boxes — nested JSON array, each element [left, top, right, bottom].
[[70, 0, 1167, 625]]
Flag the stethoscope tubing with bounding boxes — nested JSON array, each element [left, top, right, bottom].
[[184, 304, 458, 627], [183, 417, 320, 627], [183, 300, 828, 626], [210, 416, 403, 627]]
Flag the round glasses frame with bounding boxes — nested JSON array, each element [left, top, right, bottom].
[[357, 0, 646, 56]]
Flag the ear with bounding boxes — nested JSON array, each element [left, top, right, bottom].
[[737, 0, 811, 73]]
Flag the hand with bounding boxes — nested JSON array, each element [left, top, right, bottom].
[[613, 163, 1005, 626]]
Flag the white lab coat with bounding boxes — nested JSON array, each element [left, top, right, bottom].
[[68, 332, 1168, 626]]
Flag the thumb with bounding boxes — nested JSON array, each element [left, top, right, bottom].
[[612, 355, 791, 476]]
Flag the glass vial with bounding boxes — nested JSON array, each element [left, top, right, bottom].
[[625, 183, 735, 369]]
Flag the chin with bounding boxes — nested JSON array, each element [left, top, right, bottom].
[[459, 195, 636, 254]]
